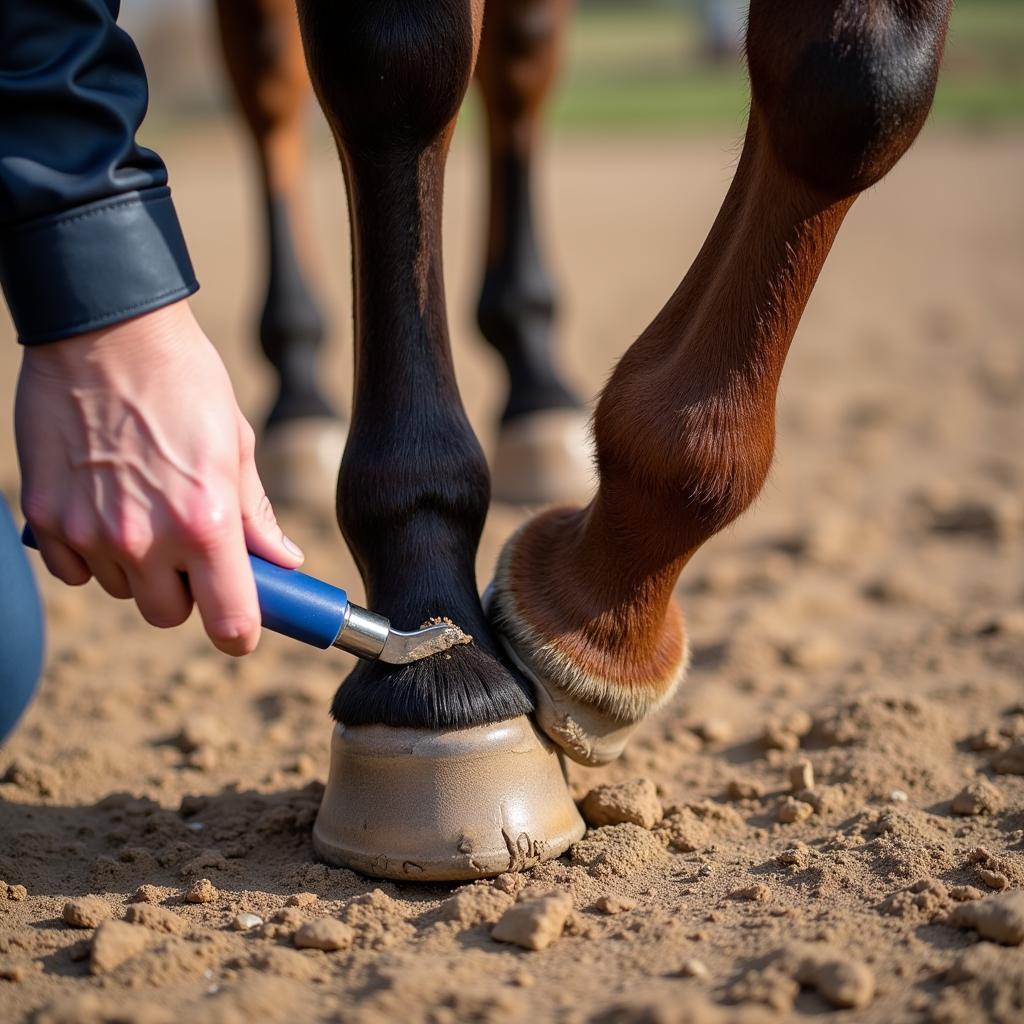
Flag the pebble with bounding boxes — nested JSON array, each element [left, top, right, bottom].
[[729, 883, 771, 902], [580, 779, 663, 830], [789, 761, 815, 792], [889, 789, 909, 803], [726, 779, 765, 801], [951, 778, 1005, 816], [293, 918, 355, 952], [792, 948, 876, 1009], [949, 890, 1024, 945], [776, 797, 813, 824], [491, 891, 573, 951], [184, 878, 218, 904], [694, 719, 733, 744], [90, 921, 152, 975], [593, 894, 637, 916], [678, 958, 709, 979], [232, 912, 263, 931], [62, 897, 111, 929], [5, 884, 27, 902]]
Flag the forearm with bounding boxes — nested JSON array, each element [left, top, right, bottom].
[[0, 0, 198, 344]]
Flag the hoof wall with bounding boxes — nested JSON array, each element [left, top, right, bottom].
[[257, 418, 347, 509], [491, 409, 593, 507], [312, 716, 585, 881]]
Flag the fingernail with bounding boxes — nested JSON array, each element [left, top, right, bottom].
[[283, 535, 304, 559]]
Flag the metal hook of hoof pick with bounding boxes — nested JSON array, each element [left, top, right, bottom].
[[21, 525, 467, 665]]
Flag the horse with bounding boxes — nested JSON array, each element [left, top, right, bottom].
[[215, 0, 953, 880]]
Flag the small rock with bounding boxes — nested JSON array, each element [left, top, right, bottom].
[[90, 921, 152, 974], [593, 894, 637, 915], [185, 878, 218, 904], [726, 779, 764, 801], [438, 886, 514, 926], [491, 891, 573, 951], [62, 897, 111, 929], [776, 797, 813, 824], [5, 884, 27, 902], [729, 883, 771, 902], [123, 904, 187, 934], [580, 779, 663, 830], [889, 789, 909, 803], [991, 741, 1024, 775], [789, 760, 815, 792], [131, 885, 161, 904], [678, 958, 709, 979], [285, 892, 318, 908], [949, 890, 1024, 945], [760, 724, 800, 753], [694, 719, 733, 744], [293, 918, 355, 952], [778, 843, 811, 869], [792, 948, 875, 1009], [951, 778, 1005, 816], [232, 912, 263, 931], [977, 868, 1009, 891]]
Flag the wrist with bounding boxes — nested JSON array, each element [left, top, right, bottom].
[[21, 301, 196, 379]]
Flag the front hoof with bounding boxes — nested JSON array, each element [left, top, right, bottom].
[[312, 716, 585, 881], [257, 417, 348, 509], [490, 409, 594, 507]]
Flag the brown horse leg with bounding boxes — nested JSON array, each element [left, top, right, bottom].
[[489, 0, 954, 764], [476, 0, 589, 503], [213, 0, 343, 503], [294, 0, 533, 729]]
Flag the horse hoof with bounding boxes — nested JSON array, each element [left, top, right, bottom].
[[490, 409, 593, 506], [312, 715, 585, 881], [257, 418, 347, 509]]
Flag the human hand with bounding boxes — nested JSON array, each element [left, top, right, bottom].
[[16, 300, 303, 655]]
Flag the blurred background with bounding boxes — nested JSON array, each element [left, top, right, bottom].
[[123, 0, 1024, 135]]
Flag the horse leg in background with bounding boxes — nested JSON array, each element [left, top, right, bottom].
[[476, 0, 593, 505], [213, 0, 345, 508], [489, 0, 954, 765], [294, 0, 584, 880]]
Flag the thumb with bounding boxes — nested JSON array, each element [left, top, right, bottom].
[[238, 423, 304, 568]]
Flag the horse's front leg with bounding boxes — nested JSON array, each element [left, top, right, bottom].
[[489, 0, 954, 765], [295, 0, 584, 879]]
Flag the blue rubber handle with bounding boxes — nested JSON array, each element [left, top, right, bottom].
[[22, 524, 349, 651]]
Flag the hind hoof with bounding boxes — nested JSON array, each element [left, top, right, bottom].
[[491, 409, 593, 507], [257, 418, 347, 509], [312, 715, 585, 881]]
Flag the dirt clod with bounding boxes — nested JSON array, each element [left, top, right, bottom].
[[293, 918, 356, 952], [62, 897, 111, 929], [951, 778, 1005, 815], [184, 878, 217, 904], [581, 779, 663, 830], [90, 921, 152, 975], [948, 891, 1024, 945], [491, 891, 573, 951]]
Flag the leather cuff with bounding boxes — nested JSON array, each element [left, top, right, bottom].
[[0, 186, 199, 345]]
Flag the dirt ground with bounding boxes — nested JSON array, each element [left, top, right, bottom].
[[1, 125, 1023, 1023]]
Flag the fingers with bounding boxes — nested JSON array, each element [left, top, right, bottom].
[[34, 533, 91, 587], [184, 515, 262, 657], [237, 417, 304, 567], [124, 565, 192, 628]]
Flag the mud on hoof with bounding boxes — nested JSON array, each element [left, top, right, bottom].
[[257, 417, 347, 509], [313, 715, 585, 881], [490, 409, 594, 507], [486, 516, 690, 766]]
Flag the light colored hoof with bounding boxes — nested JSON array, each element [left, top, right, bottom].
[[491, 409, 594, 507], [312, 716, 585, 881], [257, 418, 347, 509]]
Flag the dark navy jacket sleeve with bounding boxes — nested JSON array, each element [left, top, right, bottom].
[[0, 0, 198, 344]]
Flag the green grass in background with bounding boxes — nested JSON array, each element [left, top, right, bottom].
[[541, 0, 1024, 134]]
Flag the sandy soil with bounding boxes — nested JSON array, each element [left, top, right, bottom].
[[1, 126, 1023, 1023]]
